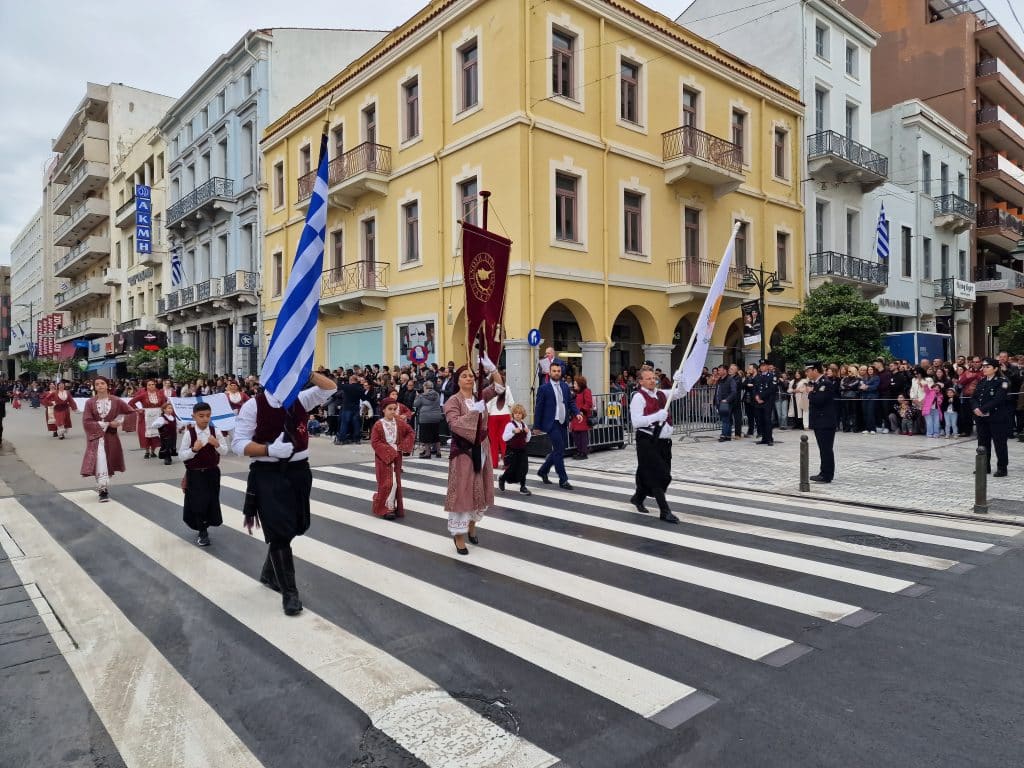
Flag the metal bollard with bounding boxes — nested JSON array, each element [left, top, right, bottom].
[[973, 445, 989, 515], [799, 434, 810, 493]]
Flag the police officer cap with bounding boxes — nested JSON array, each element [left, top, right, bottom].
[[804, 360, 823, 372], [758, 358, 771, 366], [981, 357, 998, 367]]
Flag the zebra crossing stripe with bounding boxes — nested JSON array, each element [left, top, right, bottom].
[[334, 466, 917, 594], [305, 473, 867, 623], [394, 464, 958, 571], [212, 476, 805, 664], [62, 490, 561, 768], [0, 497, 267, 768]]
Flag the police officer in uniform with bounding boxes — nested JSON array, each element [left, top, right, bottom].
[[753, 359, 778, 445], [805, 361, 839, 482], [972, 357, 1011, 477]]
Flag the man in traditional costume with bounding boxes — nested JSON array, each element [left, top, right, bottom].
[[129, 379, 168, 458], [443, 362, 504, 555], [628, 368, 681, 524], [42, 381, 78, 439], [232, 372, 336, 616], [80, 377, 134, 502], [370, 397, 416, 520], [180, 402, 226, 547]]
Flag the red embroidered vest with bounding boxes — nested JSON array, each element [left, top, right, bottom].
[[185, 425, 221, 469], [252, 394, 310, 453], [638, 389, 671, 425]]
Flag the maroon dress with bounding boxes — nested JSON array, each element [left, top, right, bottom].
[[80, 397, 135, 479]]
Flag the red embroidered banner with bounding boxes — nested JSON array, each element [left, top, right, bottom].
[[461, 221, 511, 363]]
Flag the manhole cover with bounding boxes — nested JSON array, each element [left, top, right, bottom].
[[352, 691, 521, 768], [838, 533, 913, 551], [901, 454, 942, 460]]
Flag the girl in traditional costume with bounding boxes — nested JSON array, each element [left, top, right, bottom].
[[80, 377, 134, 502], [129, 379, 168, 459], [370, 397, 416, 520], [42, 381, 78, 439], [443, 363, 504, 555], [151, 401, 182, 465]]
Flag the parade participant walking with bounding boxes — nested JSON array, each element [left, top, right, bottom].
[[498, 403, 532, 495], [42, 381, 78, 439], [805, 362, 839, 483], [533, 362, 583, 489], [129, 379, 168, 459], [486, 382, 514, 469], [179, 402, 226, 547], [233, 371, 337, 615], [972, 358, 1011, 477], [444, 364, 504, 555], [370, 397, 416, 520], [753, 359, 778, 445], [151, 402, 182, 465], [413, 381, 443, 458], [225, 379, 249, 430], [628, 368, 681, 524], [80, 377, 134, 502]]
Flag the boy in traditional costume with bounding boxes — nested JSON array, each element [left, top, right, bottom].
[[497, 402, 532, 495], [179, 402, 226, 547], [370, 397, 415, 520]]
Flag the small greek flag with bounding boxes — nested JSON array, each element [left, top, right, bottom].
[[260, 133, 329, 408], [875, 203, 889, 263], [170, 248, 185, 287]]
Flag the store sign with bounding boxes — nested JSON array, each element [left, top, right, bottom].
[[128, 267, 154, 286], [135, 185, 152, 253], [952, 279, 975, 302], [878, 298, 912, 310]]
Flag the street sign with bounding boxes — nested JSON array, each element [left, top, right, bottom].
[[527, 328, 542, 347], [135, 185, 152, 253], [238, 333, 255, 348], [408, 345, 429, 364]]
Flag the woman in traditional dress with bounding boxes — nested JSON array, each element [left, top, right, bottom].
[[128, 379, 168, 458], [443, 364, 504, 555], [224, 379, 249, 441], [80, 377, 134, 502], [44, 381, 78, 439], [369, 398, 416, 520]]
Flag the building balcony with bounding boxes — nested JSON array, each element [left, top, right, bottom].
[[53, 120, 109, 183], [977, 154, 1024, 208], [54, 198, 109, 247], [932, 194, 977, 233], [52, 161, 109, 215], [976, 207, 1024, 250], [974, 264, 1024, 304], [54, 277, 111, 312], [117, 318, 142, 332], [113, 195, 138, 229], [53, 236, 110, 278], [976, 24, 1024, 84], [55, 317, 114, 342], [976, 106, 1024, 159], [665, 256, 746, 308], [297, 142, 391, 211], [806, 130, 888, 191], [102, 268, 120, 286], [167, 177, 235, 228], [157, 269, 259, 320], [320, 261, 389, 314], [808, 251, 888, 297], [662, 125, 745, 197], [976, 58, 1024, 118], [933, 277, 976, 304]]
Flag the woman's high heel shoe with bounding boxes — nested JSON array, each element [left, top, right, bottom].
[[453, 536, 469, 555]]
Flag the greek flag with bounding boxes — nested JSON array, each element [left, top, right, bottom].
[[170, 248, 185, 287], [260, 133, 329, 408], [875, 203, 889, 263]]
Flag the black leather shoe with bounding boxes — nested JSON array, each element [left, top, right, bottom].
[[755, 440, 769, 445], [196, 531, 210, 547], [559, 481, 574, 490], [453, 536, 469, 555], [993, 470, 1008, 477], [259, 552, 281, 593], [811, 477, 832, 483], [809, 474, 823, 481], [498, 476, 506, 492], [659, 509, 680, 524], [538, 471, 552, 484], [270, 548, 303, 616], [468, 530, 479, 545], [629, 494, 650, 514], [98, 489, 109, 503], [383, 512, 398, 521], [519, 485, 531, 496]]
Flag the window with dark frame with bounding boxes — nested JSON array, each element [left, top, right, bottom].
[[555, 172, 578, 242], [774, 128, 787, 178], [364, 219, 376, 264], [731, 110, 746, 158], [331, 229, 343, 272], [624, 191, 643, 254], [620, 60, 639, 123], [460, 177, 478, 224], [272, 253, 283, 296], [273, 162, 283, 207], [734, 221, 748, 268], [776, 232, 788, 281], [332, 126, 344, 158], [684, 208, 700, 261], [403, 77, 420, 141], [299, 145, 311, 176], [923, 237, 932, 280], [460, 40, 479, 112], [403, 201, 419, 264], [901, 226, 912, 278], [552, 30, 575, 100], [682, 88, 698, 127]]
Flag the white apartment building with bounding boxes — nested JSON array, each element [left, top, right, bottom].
[[9, 206, 44, 371]]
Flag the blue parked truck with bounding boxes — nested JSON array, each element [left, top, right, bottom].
[[883, 331, 952, 363]]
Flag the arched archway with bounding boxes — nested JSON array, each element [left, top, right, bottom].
[[610, 308, 648, 375], [722, 317, 748, 368], [670, 313, 698, 371], [769, 321, 796, 368]]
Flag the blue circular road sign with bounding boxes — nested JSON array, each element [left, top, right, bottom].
[[527, 329, 541, 347]]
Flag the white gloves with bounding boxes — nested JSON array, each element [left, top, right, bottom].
[[673, 370, 686, 386], [652, 409, 669, 422], [480, 354, 497, 374], [267, 432, 295, 460], [469, 400, 487, 414]]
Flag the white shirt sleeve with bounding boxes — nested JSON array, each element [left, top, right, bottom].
[[231, 398, 261, 458], [179, 429, 196, 461], [298, 384, 337, 411], [502, 421, 517, 441], [212, 428, 228, 455], [152, 416, 167, 429]]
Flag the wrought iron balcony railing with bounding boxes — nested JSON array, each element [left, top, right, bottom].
[[808, 251, 888, 286], [666, 256, 744, 289], [297, 142, 392, 201], [167, 177, 234, 224], [321, 261, 389, 296], [807, 130, 889, 178], [933, 193, 977, 219], [661, 125, 743, 173]]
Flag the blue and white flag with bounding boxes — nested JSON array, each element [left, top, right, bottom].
[[875, 203, 889, 263], [259, 133, 329, 408], [170, 247, 185, 287]]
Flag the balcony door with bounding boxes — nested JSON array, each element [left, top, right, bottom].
[[363, 218, 376, 291], [363, 105, 377, 173]]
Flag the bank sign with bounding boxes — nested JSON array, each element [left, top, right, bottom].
[[951, 279, 975, 302], [135, 185, 152, 253]]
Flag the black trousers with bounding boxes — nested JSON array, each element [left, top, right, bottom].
[[756, 403, 774, 443], [634, 432, 672, 511], [249, 459, 313, 545], [501, 447, 529, 485], [976, 418, 1009, 473], [183, 467, 224, 531], [744, 402, 758, 435], [959, 400, 975, 435], [813, 428, 836, 480]]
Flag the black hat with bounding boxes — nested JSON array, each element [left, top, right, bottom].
[[804, 360, 823, 372], [981, 357, 998, 367], [758, 359, 770, 366]]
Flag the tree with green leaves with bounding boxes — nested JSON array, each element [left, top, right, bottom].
[[998, 311, 1024, 356], [777, 282, 887, 365], [160, 344, 201, 383], [126, 350, 162, 378], [20, 358, 60, 380]]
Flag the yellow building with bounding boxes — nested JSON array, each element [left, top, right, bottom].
[[261, 0, 804, 398]]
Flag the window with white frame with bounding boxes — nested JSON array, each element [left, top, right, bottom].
[[815, 22, 829, 60], [682, 87, 699, 127], [845, 102, 857, 140], [299, 144, 311, 176], [458, 39, 479, 112], [846, 209, 859, 257], [814, 87, 828, 132], [241, 123, 253, 177], [403, 76, 420, 141], [363, 218, 376, 265], [958, 249, 967, 279], [555, 172, 578, 242], [402, 200, 420, 264], [272, 252, 283, 296], [332, 125, 344, 159], [845, 42, 858, 77], [620, 59, 640, 124], [921, 151, 932, 195], [734, 221, 749, 268], [731, 109, 746, 161], [776, 232, 789, 281], [815, 201, 828, 252], [940, 243, 950, 278], [773, 128, 788, 179], [923, 237, 932, 280], [623, 191, 643, 255], [330, 229, 344, 272], [901, 226, 913, 278], [272, 161, 284, 208], [459, 176, 478, 224], [552, 29, 575, 100]]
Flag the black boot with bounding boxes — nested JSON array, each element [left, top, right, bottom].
[[259, 551, 281, 593], [272, 546, 303, 616]]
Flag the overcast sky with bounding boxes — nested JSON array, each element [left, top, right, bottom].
[[1, 0, 1022, 266]]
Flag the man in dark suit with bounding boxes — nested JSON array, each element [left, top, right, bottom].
[[753, 359, 778, 445], [806, 361, 839, 482], [532, 362, 583, 489]]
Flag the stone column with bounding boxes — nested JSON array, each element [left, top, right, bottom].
[[705, 345, 727, 369], [972, 296, 988, 355], [642, 343, 674, 375], [198, 326, 210, 375], [503, 338, 535, 418], [580, 341, 608, 394]]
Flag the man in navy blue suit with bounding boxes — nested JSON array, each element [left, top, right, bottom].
[[532, 362, 583, 489]]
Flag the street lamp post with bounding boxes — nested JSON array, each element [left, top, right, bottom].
[[938, 276, 968, 362], [737, 263, 786, 362]]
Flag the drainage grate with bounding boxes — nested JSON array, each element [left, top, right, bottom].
[[837, 533, 914, 551]]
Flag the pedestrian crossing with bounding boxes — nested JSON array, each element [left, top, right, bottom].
[[3, 458, 1019, 768]]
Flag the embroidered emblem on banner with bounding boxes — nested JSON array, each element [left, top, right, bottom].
[[469, 252, 496, 302]]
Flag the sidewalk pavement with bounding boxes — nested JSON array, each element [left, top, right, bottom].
[[576, 426, 1024, 526]]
